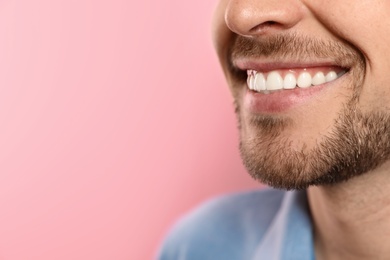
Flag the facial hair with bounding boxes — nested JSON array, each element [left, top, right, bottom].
[[230, 34, 390, 190]]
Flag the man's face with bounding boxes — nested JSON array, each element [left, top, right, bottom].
[[213, 0, 390, 189]]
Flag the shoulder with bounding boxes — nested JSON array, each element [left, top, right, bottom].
[[157, 188, 287, 260]]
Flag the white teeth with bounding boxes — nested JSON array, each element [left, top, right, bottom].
[[266, 71, 283, 90], [297, 72, 312, 88], [254, 72, 266, 91], [326, 71, 337, 82], [312, 72, 326, 86], [283, 73, 296, 89], [246, 69, 344, 93]]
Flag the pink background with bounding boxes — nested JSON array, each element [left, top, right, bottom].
[[0, 0, 260, 259]]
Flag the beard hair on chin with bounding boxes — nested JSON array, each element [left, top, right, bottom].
[[238, 101, 390, 190]]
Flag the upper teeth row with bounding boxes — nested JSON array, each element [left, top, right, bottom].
[[247, 70, 343, 92]]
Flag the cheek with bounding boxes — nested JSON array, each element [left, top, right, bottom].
[[305, 0, 390, 111], [305, 0, 385, 50], [359, 73, 390, 112], [212, 0, 238, 90], [308, 0, 390, 52], [212, 0, 230, 55]]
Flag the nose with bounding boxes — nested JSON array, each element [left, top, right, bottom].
[[225, 0, 306, 37]]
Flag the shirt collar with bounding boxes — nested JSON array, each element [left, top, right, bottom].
[[252, 190, 314, 260]]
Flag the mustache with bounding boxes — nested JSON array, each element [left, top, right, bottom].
[[229, 33, 363, 68]]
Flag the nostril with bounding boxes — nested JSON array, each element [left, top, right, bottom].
[[264, 21, 277, 26], [250, 20, 281, 34]]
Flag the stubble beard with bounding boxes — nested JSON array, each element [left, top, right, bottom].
[[231, 35, 390, 190], [238, 100, 390, 190]]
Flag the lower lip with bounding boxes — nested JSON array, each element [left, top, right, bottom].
[[244, 84, 328, 114]]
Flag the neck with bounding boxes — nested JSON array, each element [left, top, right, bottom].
[[308, 161, 390, 260]]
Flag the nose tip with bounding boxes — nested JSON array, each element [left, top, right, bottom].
[[225, 0, 305, 37]]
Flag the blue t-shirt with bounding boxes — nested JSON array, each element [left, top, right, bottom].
[[158, 189, 315, 260]]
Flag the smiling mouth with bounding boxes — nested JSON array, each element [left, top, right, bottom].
[[226, 34, 361, 114], [246, 67, 348, 93], [228, 59, 353, 113]]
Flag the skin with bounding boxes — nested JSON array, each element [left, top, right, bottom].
[[212, 0, 390, 259]]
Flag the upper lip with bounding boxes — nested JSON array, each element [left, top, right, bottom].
[[232, 58, 348, 73]]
